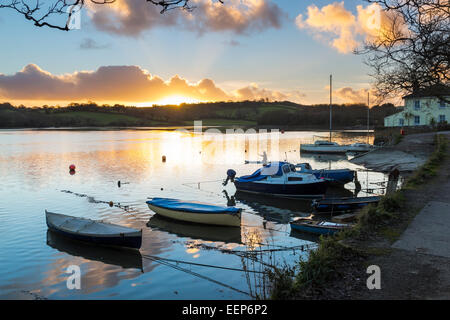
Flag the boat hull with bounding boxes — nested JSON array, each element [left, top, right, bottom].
[[147, 203, 241, 227], [290, 222, 341, 235], [234, 180, 328, 198], [45, 211, 142, 249], [312, 196, 381, 213], [300, 145, 348, 154]]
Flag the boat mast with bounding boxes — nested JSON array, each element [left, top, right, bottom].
[[329, 74, 332, 142], [367, 92, 370, 144]]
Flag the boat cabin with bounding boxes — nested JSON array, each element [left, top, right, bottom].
[[240, 162, 320, 184]]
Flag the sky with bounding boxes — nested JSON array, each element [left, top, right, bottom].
[[0, 0, 394, 107]]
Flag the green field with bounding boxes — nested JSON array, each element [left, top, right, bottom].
[[51, 111, 144, 126]]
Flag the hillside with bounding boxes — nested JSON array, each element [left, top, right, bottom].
[[0, 101, 401, 129]]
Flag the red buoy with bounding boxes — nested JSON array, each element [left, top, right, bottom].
[[69, 164, 76, 171]]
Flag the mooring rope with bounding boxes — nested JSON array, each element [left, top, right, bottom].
[[141, 254, 253, 297], [141, 254, 266, 274]]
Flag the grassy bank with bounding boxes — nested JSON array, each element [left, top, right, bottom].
[[270, 133, 448, 299]]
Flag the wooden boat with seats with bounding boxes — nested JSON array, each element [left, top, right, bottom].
[[290, 217, 351, 235]]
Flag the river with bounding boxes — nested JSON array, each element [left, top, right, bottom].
[[0, 128, 385, 299]]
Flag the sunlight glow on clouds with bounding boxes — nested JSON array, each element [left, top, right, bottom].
[[295, 1, 406, 54], [0, 64, 299, 105], [87, 0, 284, 36], [334, 86, 379, 104]]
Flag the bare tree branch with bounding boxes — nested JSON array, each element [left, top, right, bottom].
[[355, 0, 450, 101], [0, 0, 222, 30]]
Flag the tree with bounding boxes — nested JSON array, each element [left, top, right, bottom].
[[0, 0, 223, 31], [356, 0, 449, 100]]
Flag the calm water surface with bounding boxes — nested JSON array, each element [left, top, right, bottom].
[[0, 129, 385, 299]]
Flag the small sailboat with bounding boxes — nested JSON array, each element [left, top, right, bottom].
[[228, 161, 328, 198], [146, 198, 241, 227], [295, 162, 355, 185], [347, 93, 377, 153], [300, 140, 349, 154], [45, 210, 142, 249], [300, 75, 349, 154], [290, 217, 351, 235]]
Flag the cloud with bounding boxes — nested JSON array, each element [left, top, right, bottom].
[[295, 2, 406, 53], [87, 0, 285, 36], [80, 38, 110, 50], [233, 83, 287, 101], [0, 64, 292, 104], [334, 87, 379, 104]]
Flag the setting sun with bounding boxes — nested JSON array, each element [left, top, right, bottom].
[[136, 95, 203, 107]]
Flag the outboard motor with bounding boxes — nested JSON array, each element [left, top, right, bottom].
[[223, 169, 237, 186]]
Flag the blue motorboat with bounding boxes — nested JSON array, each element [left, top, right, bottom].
[[295, 163, 355, 185], [290, 218, 351, 235], [226, 162, 328, 198]]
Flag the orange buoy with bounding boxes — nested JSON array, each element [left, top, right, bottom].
[[162, 155, 166, 162], [109, 201, 113, 207]]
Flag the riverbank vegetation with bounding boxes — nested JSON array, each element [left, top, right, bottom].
[[269, 133, 448, 299], [0, 101, 399, 129]]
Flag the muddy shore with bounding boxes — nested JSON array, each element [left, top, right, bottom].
[[350, 131, 450, 172]]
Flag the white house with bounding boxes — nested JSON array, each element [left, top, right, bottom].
[[384, 84, 450, 127]]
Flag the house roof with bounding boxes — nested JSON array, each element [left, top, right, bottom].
[[403, 84, 450, 99]]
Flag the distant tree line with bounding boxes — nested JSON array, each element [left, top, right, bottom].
[[0, 100, 400, 129]]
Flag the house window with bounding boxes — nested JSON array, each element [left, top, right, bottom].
[[440, 101, 446, 109], [414, 116, 420, 125], [399, 118, 404, 126], [414, 100, 420, 110], [439, 115, 446, 123]]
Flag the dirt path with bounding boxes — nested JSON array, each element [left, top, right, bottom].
[[346, 131, 450, 299]]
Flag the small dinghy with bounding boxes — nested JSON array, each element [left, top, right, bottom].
[[312, 196, 381, 213], [290, 218, 351, 235], [146, 198, 241, 227], [45, 210, 142, 249], [346, 143, 377, 153]]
